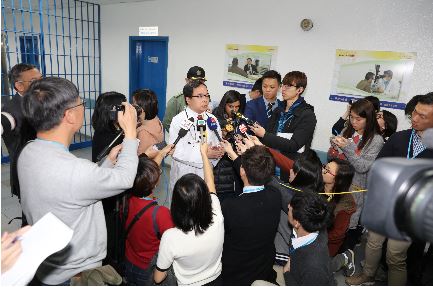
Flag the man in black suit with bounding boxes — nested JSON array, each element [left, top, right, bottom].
[[244, 57, 258, 75], [2, 63, 42, 199]]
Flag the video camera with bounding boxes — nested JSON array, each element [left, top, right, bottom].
[[108, 104, 142, 122], [361, 157, 433, 243]]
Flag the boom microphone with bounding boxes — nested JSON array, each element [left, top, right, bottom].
[[207, 116, 222, 142], [1, 112, 16, 135], [172, 117, 194, 147]]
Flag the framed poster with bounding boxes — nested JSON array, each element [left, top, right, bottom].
[[330, 49, 416, 109], [223, 44, 278, 90]]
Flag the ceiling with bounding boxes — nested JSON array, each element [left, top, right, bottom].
[[85, 0, 154, 5]]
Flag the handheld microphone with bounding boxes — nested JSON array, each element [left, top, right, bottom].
[[233, 112, 255, 126], [197, 115, 207, 143], [172, 117, 194, 147], [1, 112, 16, 135], [207, 116, 222, 142]]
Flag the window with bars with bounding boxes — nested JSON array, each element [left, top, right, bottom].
[[1, 0, 101, 163]]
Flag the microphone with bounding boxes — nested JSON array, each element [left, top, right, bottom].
[[232, 112, 255, 126], [197, 115, 207, 143], [207, 116, 222, 142], [421, 128, 433, 149], [96, 130, 124, 162], [1, 112, 16, 135], [172, 117, 194, 146]]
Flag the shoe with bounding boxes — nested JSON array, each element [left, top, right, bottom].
[[342, 249, 356, 277], [345, 273, 375, 286]]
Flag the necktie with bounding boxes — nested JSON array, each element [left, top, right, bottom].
[[266, 102, 274, 119], [353, 134, 360, 144]]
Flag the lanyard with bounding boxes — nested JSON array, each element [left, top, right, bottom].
[[407, 129, 414, 159], [35, 138, 68, 151], [239, 185, 265, 196]]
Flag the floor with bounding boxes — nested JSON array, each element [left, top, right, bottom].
[[1, 146, 370, 286]]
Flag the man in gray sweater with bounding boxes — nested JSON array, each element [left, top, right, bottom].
[[18, 77, 139, 285]]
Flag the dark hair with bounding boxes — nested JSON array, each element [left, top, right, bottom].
[[183, 80, 207, 101], [129, 154, 161, 198], [262, 70, 282, 84], [384, 70, 393, 78], [328, 158, 354, 198], [247, 57, 252, 61], [342, 99, 380, 151], [213, 90, 243, 119], [365, 72, 375, 81], [9, 63, 37, 91], [241, 146, 275, 185], [417, 92, 433, 106], [381, 110, 397, 139], [290, 191, 331, 233], [405, 95, 423, 116], [282, 71, 307, 95], [171, 174, 213, 235], [92, 92, 127, 132], [251, 77, 263, 93], [291, 149, 324, 193], [364, 96, 380, 112], [22, 77, 78, 131], [132, 88, 158, 120], [231, 58, 239, 66]]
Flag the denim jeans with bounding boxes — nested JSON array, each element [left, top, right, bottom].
[[124, 259, 152, 286]]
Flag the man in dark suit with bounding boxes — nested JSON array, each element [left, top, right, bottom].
[[2, 63, 42, 199], [244, 58, 258, 75], [244, 70, 283, 128]]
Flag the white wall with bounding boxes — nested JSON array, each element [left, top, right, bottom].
[[100, 0, 433, 151]]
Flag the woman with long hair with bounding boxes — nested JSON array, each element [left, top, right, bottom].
[[376, 110, 397, 141], [132, 89, 164, 155], [153, 143, 224, 286], [91, 92, 127, 162], [331, 99, 384, 238], [212, 90, 245, 201]]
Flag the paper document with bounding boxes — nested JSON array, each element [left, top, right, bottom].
[[277, 132, 305, 153], [1, 212, 73, 286]]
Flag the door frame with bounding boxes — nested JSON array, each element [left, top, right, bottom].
[[128, 36, 169, 105]]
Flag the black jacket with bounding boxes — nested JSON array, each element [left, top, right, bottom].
[[262, 100, 316, 180], [2, 94, 36, 197], [377, 129, 433, 159], [284, 231, 335, 286], [213, 154, 242, 199]]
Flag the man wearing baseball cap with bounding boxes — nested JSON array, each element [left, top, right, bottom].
[[162, 66, 207, 132]]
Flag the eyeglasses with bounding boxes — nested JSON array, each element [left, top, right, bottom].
[[65, 97, 88, 111], [322, 164, 336, 176], [282, 83, 298, 90], [17, 78, 42, 84], [191, 94, 210, 99]]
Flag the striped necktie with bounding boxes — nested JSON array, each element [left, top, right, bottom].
[[266, 102, 274, 119]]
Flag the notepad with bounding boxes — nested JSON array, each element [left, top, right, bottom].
[[1, 212, 73, 286], [277, 132, 305, 153]]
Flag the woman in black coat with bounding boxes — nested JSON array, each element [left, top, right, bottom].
[[212, 90, 245, 201], [249, 71, 317, 182]]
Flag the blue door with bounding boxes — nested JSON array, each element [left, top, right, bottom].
[[129, 36, 168, 120]]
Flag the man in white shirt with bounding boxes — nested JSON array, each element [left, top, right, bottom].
[[168, 80, 224, 205], [373, 70, 400, 98]]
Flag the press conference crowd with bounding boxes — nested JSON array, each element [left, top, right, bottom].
[[1, 63, 433, 286]]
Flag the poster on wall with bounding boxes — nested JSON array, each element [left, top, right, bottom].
[[330, 49, 417, 110], [223, 44, 278, 90]]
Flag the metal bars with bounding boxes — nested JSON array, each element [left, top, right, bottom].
[[1, 0, 101, 163]]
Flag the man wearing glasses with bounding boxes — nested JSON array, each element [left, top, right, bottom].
[[18, 77, 139, 285], [168, 80, 224, 205], [1, 63, 42, 203]]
